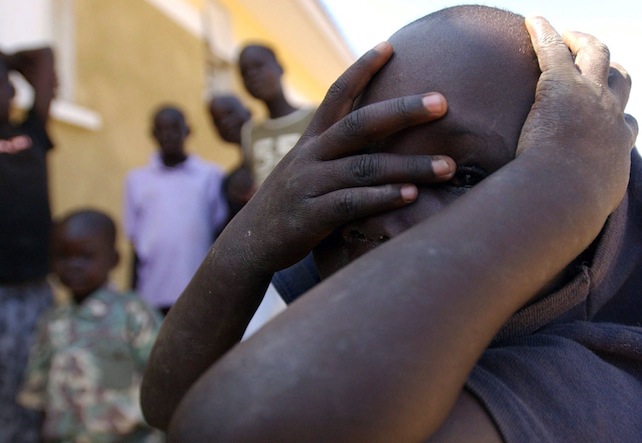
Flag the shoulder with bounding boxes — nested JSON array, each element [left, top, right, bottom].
[[190, 155, 225, 176], [262, 107, 316, 131], [125, 160, 157, 184], [96, 290, 158, 322], [120, 291, 162, 319], [105, 290, 142, 308], [467, 321, 642, 441], [36, 305, 67, 328], [126, 164, 150, 178]]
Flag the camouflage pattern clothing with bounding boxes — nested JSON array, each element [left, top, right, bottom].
[[0, 280, 53, 443], [17, 288, 163, 442]]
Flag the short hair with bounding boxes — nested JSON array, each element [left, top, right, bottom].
[[356, 5, 539, 160], [239, 43, 279, 64], [209, 94, 249, 114], [56, 209, 117, 246], [404, 5, 533, 56], [152, 104, 186, 125]]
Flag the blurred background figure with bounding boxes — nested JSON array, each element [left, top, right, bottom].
[[18, 209, 163, 442], [0, 0, 350, 295], [238, 43, 317, 186], [0, 45, 56, 443], [208, 94, 256, 223], [124, 105, 228, 316]]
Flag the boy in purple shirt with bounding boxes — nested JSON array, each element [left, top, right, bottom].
[[124, 105, 228, 314]]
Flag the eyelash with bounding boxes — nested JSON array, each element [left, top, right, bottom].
[[450, 165, 488, 188]]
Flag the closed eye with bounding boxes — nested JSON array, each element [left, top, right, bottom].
[[450, 165, 488, 188]]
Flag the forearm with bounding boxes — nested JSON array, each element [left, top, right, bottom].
[[6, 47, 55, 122], [167, 20, 636, 439], [167, 146, 620, 442], [140, 219, 275, 430]]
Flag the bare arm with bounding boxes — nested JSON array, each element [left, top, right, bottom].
[[166, 18, 637, 442], [140, 42, 456, 430], [1, 47, 56, 124]]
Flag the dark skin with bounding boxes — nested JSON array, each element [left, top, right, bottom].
[[51, 213, 119, 304], [0, 47, 55, 152], [208, 95, 257, 219], [238, 45, 298, 119], [151, 107, 190, 167], [142, 12, 637, 442], [207, 95, 251, 145]]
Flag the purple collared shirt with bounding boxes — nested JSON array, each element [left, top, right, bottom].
[[124, 154, 228, 308]]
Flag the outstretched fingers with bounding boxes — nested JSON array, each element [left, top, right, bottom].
[[564, 31, 637, 148], [312, 184, 420, 229], [302, 154, 454, 228], [316, 93, 448, 160], [324, 154, 455, 190], [563, 30, 610, 85], [525, 16, 574, 74], [307, 42, 395, 135], [609, 63, 632, 107]]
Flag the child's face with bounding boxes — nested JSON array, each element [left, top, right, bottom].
[[0, 63, 15, 124], [52, 222, 117, 303], [313, 116, 519, 277], [239, 47, 283, 101], [209, 98, 250, 145], [153, 110, 189, 159], [313, 15, 538, 278]]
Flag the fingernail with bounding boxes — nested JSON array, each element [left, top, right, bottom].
[[432, 158, 453, 177], [400, 185, 418, 202], [373, 41, 390, 52], [422, 93, 446, 114]]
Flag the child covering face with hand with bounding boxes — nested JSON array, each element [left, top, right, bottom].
[[143, 6, 639, 442]]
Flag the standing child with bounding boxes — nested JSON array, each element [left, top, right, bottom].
[[18, 209, 163, 442], [238, 43, 316, 186], [207, 94, 255, 221], [124, 105, 228, 314]]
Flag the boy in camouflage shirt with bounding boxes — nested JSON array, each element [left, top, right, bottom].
[[18, 209, 163, 442]]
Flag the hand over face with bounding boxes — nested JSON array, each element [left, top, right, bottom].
[[518, 17, 638, 212], [230, 43, 456, 273]]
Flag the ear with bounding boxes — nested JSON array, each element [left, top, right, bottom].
[[184, 124, 191, 137]]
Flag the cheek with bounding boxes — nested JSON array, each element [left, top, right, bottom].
[[313, 188, 462, 279]]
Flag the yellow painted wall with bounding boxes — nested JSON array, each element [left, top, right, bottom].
[[48, 0, 239, 292], [45, 0, 345, 294]]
